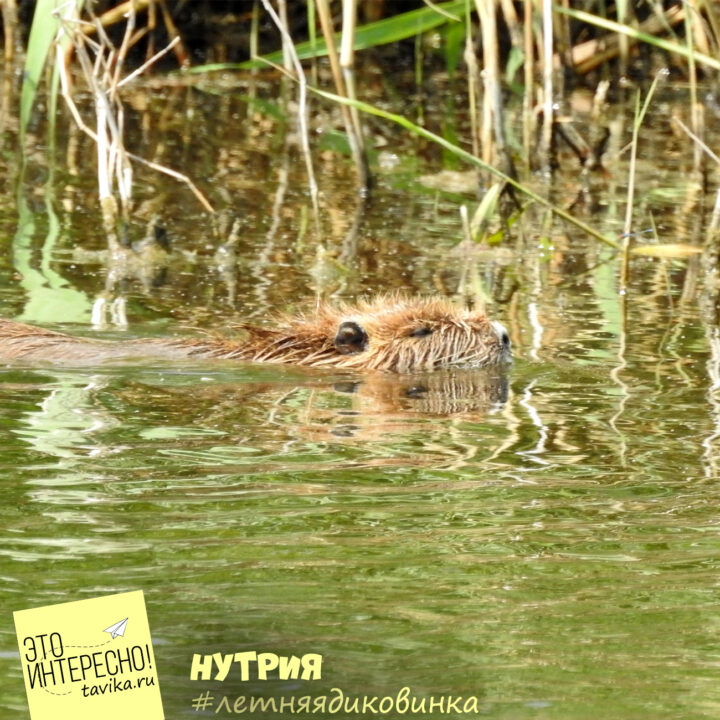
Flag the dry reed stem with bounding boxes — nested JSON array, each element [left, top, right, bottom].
[[672, 115, 720, 168], [111, 0, 136, 90], [463, 13, 480, 161], [54, 6, 214, 218], [522, 0, 534, 165], [249, 0, 259, 101], [117, 36, 180, 88], [568, 5, 684, 74], [687, 0, 711, 56], [315, 0, 346, 97], [617, 0, 629, 77], [540, 0, 554, 167], [315, 0, 368, 189], [307, 0, 318, 86], [498, 0, 521, 47], [709, 190, 720, 235], [621, 74, 663, 292], [700, 0, 720, 54], [128, 155, 215, 214], [475, 0, 500, 174], [93, 16, 133, 214], [277, 0, 293, 72], [684, 7, 703, 173], [459, 205, 472, 245], [156, 0, 188, 66], [339, 0, 369, 191], [622, 96, 641, 240], [85, 0, 151, 30], [249, 1, 259, 59], [65, 15, 131, 220], [2, 0, 18, 63], [475, 0, 491, 164], [259, 0, 321, 231], [81, 0, 188, 67], [557, 0, 572, 68]]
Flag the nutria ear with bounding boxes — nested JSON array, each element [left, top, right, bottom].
[[410, 327, 432, 338], [334, 321, 368, 355]]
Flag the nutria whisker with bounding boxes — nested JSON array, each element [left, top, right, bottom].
[[0, 295, 512, 373]]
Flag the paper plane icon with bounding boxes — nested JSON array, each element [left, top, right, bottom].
[[104, 618, 128, 639]]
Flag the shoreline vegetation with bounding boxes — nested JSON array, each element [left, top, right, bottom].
[[5, 1, 719, 305]]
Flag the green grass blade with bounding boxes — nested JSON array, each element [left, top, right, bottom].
[[554, 5, 720, 72], [311, 87, 619, 249], [470, 182, 503, 240], [185, 0, 466, 74], [20, 0, 64, 138]]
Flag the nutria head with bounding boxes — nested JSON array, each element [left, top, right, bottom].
[[241, 296, 512, 373]]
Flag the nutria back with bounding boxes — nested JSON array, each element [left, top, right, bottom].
[[0, 296, 512, 373]]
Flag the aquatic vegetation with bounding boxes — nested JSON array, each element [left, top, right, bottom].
[[9, 0, 719, 313], [18, 2, 716, 249]]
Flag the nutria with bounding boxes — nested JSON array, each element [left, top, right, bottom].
[[0, 296, 511, 373]]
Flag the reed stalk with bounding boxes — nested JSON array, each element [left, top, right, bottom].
[[475, 0, 501, 180], [540, 0, 554, 168], [672, 116, 720, 169], [498, 0, 521, 48], [620, 72, 663, 292], [555, 5, 720, 72], [249, 0, 259, 102], [556, 0, 571, 69], [672, 113, 720, 245], [259, 0, 321, 232], [463, 3, 480, 161], [54, 1, 214, 233], [2, 0, 18, 63], [709, 190, 720, 238], [277, 0, 293, 73], [684, 6, 702, 173], [616, 0, 629, 77], [414, 30, 424, 124], [315, 0, 369, 190], [311, 86, 619, 249], [307, 0, 318, 86], [340, 0, 370, 191], [522, 0, 534, 166]]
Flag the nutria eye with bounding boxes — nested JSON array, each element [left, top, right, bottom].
[[410, 327, 432, 338], [334, 321, 368, 355], [405, 385, 428, 398], [501, 331, 510, 347]]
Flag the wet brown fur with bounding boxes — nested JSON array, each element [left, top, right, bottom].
[[0, 296, 511, 373]]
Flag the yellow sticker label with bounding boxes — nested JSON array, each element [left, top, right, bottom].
[[13, 590, 164, 720]]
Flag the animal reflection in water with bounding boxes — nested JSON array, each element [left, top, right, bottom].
[[331, 368, 508, 417], [108, 368, 510, 442], [317, 369, 509, 439]]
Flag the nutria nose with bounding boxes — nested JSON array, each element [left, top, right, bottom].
[[491, 321, 511, 350]]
